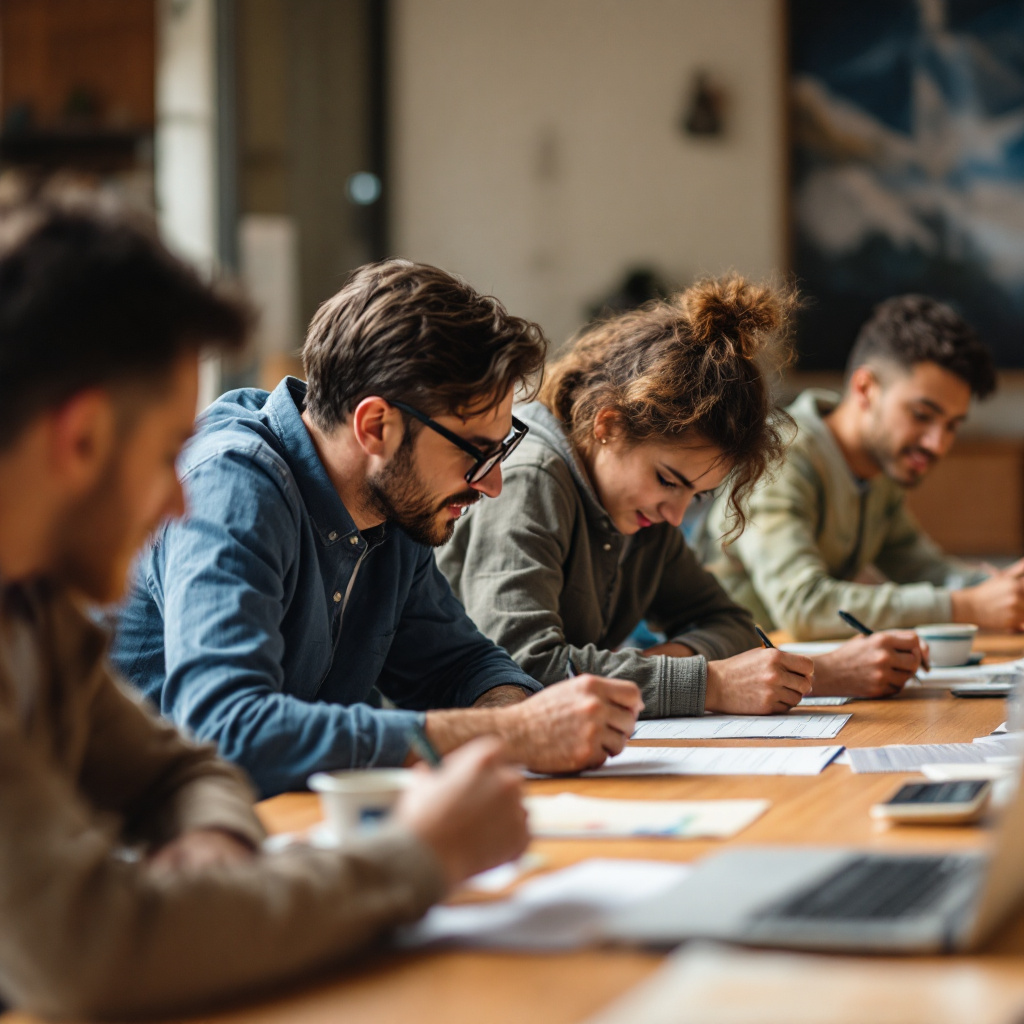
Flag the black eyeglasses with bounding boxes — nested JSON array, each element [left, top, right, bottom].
[[390, 400, 529, 484]]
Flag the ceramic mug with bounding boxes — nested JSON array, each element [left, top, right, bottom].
[[914, 623, 978, 668], [307, 768, 412, 843]]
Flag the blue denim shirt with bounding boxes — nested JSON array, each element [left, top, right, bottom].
[[111, 378, 540, 796]]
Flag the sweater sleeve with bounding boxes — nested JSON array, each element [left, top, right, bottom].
[[0, 696, 444, 1020], [437, 462, 708, 717], [0, 597, 446, 1020]]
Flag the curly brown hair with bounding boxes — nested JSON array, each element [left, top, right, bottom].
[[303, 259, 547, 431], [539, 274, 798, 536]]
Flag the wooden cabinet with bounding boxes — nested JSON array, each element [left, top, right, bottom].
[[905, 439, 1024, 558]]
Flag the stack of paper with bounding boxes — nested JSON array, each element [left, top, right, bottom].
[[398, 858, 691, 951], [632, 713, 849, 741], [847, 733, 1022, 773], [525, 793, 769, 839], [530, 744, 843, 778], [914, 659, 1024, 686]]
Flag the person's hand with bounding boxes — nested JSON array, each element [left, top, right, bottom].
[[951, 570, 1024, 632], [498, 675, 644, 774], [812, 631, 926, 698], [394, 737, 528, 890], [704, 647, 814, 714], [147, 828, 256, 874]]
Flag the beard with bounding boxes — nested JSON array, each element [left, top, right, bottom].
[[862, 411, 936, 490], [864, 432, 936, 489], [362, 437, 479, 547]]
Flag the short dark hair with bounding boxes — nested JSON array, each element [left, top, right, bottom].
[[0, 203, 249, 450], [302, 259, 547, 431], [846, 294, 996, 398]]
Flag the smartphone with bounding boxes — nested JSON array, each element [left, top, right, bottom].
[[952, 683, 1013, 698], [870, 780, 992, 824]]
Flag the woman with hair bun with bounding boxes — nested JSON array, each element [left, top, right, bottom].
[[437, 275, 928, 717]]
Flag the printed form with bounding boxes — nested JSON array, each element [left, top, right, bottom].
[[633, 713, 850, 741], [556, 745, 844, 778]]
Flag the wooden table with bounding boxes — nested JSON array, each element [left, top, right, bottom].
[[7, 635, 1024, 1024]]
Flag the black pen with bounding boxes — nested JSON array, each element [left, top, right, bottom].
[[838, 609, 872, 636], [566, 657, 578, 678], [754, 625, 775, 649], [407, 720, 442, 768]]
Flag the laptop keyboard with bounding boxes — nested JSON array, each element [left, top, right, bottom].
[[756, 856, 965, 922]]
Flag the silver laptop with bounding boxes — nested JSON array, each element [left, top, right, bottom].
[[606, 766, 1024, 954]]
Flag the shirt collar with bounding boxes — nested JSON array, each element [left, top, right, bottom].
[[263, 377, 369, 547]]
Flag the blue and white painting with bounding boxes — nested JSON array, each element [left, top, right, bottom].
[[791, 0, 1024, 368]]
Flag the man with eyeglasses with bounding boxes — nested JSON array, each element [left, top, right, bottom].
[[113, 260, 643, 796]]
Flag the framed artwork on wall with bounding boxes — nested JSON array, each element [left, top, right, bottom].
[[789, 0, 1024, 369]]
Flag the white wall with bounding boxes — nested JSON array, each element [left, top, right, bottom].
[[391, 0, 786, 349]]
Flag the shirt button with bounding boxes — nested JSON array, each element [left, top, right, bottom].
[[348, 536, 359, 545], [328, 531, 338, 541], [603, 543, 612, 551], [333, 591, 342, 603]]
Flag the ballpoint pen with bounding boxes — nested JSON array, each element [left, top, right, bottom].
[[566, 657, 579, 678], [754, 625, 775, 649]]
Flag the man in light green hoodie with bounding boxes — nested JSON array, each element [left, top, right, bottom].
[[700, 295, 1024, 641]]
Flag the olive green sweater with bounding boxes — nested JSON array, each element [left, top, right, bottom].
[[697, 389, 986, 640], [436, 403, 759, 718]]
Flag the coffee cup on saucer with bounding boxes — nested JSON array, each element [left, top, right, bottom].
[[914, 623, 979, 668]]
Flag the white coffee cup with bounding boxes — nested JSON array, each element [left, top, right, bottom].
[[914, 623, 978, 668], [308, 768, 412, 844]]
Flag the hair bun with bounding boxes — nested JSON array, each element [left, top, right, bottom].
[[678, 274, 796, 363]]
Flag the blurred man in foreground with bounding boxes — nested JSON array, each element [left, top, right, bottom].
[[0, 204, 528, 1020]]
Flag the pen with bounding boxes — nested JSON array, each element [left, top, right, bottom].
[[837, 608, 929, 675], [566, 657, 578, 678], [754, 625, 775, 649], [837, 609, 872, 636], [407, 720, 442, 768]]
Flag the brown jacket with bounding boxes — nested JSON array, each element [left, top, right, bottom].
[[0, 578, 444, 1020]]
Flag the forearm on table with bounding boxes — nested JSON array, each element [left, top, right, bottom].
[[472, 684, 532, 708], [423, 706, 508, 756]]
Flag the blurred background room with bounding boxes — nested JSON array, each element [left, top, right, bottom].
[[1, 0, 1021, 558]]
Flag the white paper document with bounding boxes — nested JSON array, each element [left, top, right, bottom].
[[525, 793, 769, 839], [632, 713, 850, 741], [398, 858, 691, 951], [913, 659, 1024, 686], [847, 734, 1023, 773], [780, 641, 844, 657], [546, 744, 844, 778]]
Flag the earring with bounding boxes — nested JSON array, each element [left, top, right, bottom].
[[600, 438, 607, 445]]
